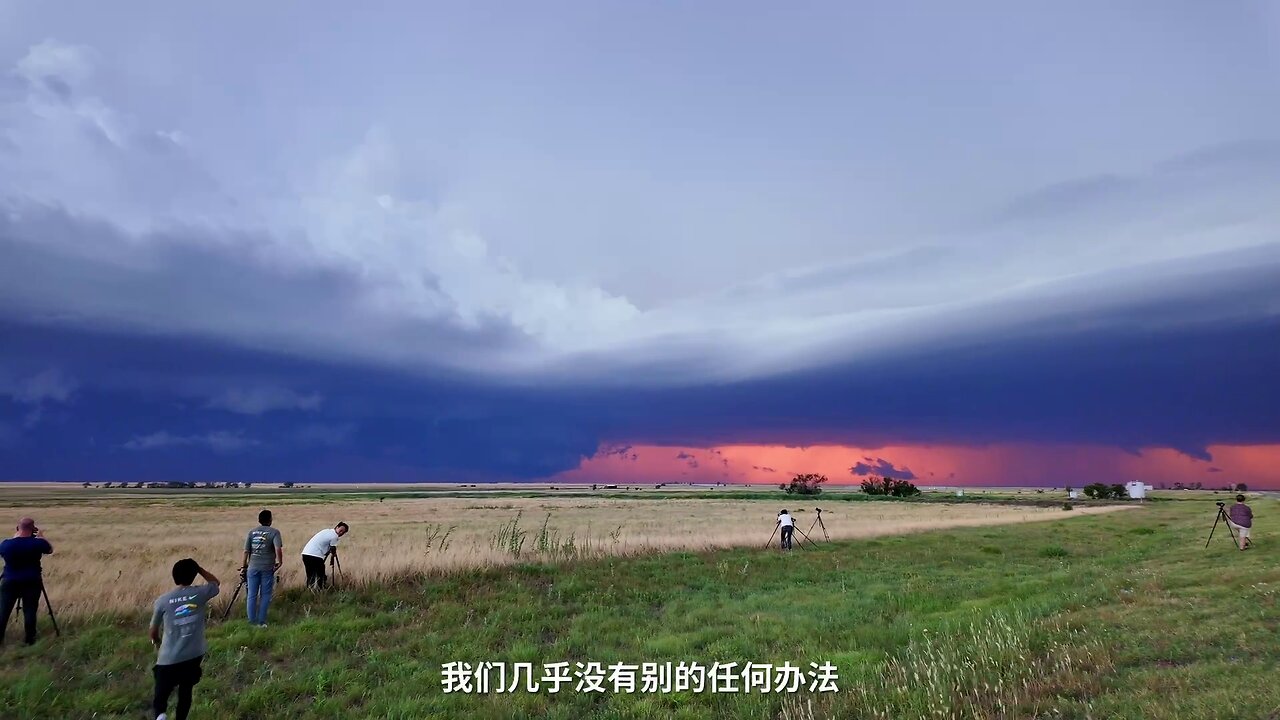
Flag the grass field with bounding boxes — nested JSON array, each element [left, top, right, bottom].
[[1, 488, 1276, 719], [0, 488, 1122, 618]]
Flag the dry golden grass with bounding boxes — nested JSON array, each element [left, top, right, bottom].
[[0, 493, 1127, 618]]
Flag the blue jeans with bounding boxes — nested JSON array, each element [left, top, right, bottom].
[[245, 566, 275, 625]]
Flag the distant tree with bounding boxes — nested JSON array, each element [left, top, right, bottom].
[[860, 476, 920, 497], [784, 473, 828, 496], [1235, 483, 1248, 492], [1083, 483, 1133, 500]]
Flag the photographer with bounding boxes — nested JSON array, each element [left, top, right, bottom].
[[1227, 495, 1253, 550], [149, 558, 220, 720], [301, 522, 348, 590], [0, 516, 53, 646], [777, 510, 795, 550], [242, 509, 282, 626]]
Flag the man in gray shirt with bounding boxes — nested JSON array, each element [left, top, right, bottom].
[[149, 558, 220, 720], [242, 509, 282, 626]]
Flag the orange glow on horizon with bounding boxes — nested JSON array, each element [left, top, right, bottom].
[[554, 442, 1280, 490]]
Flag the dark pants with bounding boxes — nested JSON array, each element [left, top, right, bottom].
[[780, 525, 794, 550], [303, 554, 327, 589], [0, 577, 42, 645], [153, 655, 203, 720]]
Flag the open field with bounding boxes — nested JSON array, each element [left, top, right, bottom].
[[0, 490, 1126, 618], [1, 489, 1276, 719]]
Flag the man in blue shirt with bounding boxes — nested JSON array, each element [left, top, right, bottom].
[[0, 516, 54, 646]]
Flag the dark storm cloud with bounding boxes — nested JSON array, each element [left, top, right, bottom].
[[1, 9, 1279, 483], [850, 459, 917, 480], [2, 254, 1276, 483]]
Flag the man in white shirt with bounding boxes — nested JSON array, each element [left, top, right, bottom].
[[777, 510, 795, 550], [301, 522, 348, 590]]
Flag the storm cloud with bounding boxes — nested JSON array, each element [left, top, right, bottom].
[[1, 4, 1279, 482]]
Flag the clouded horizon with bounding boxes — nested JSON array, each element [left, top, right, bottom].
[[2, 2, 1278, 487]]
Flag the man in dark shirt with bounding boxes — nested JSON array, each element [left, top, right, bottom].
[[0, 516, 54, 645], [1227, 494, 1253, 550]]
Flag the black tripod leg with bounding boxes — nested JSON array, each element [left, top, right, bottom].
[[41, 585, 60, 637], [764, 525, 779, 549], [794, 526, 819, 549], [817, 516, 830, 541], [220, 579, 244, 621], [1224, 510, 1239, 548], [1205, 511, 1221, 548]]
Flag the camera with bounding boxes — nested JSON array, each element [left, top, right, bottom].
[[1216, 501, 1225, 507]]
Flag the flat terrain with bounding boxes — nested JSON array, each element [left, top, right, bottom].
[[0, 487, 1116, 617], [1, 487, 1275, 719]]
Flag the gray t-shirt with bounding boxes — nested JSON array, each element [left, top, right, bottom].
[[245, 525, 283, 569], [151, 582, 220, 665]]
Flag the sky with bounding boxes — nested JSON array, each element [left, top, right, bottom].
[[1, 1, 1278, 487]]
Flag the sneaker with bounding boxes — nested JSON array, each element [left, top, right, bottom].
[[157, 714, 168, 720]]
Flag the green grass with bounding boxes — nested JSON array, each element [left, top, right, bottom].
[[2, 498, 1277, 719]]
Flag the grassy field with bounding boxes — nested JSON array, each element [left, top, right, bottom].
[[1, 490, 1276, 719], [0, 489, 1120, 618]]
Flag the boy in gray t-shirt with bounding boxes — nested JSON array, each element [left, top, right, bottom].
[[242, 509, 283, 626], [149, 558, 220, 720]]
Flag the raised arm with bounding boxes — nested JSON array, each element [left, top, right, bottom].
[[196, 563, 220, 586]]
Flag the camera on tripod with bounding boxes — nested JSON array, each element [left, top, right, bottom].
[[1216, 501, 1225, 507]]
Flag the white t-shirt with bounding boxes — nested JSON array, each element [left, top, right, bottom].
[[302, 528, 341, 558], [779, 514, 794, 527]]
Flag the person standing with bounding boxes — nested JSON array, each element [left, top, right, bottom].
[[242, 509, 282, 626], [1227, 494, 1253, 550], [0, 517, 53, 646], [149, 558, 220, 720], [777, 510, 795, 550], [301, 522, 348, 590]]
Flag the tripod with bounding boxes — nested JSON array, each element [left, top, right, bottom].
[[763, 523, 780, 549], [219, 568, 247, 621], [791, 523, 819, 549], [1204, 504, 1241, 550], [764, 521, 819, 550], [328, 552, 343, 589], [12, 583, 61, 638], [808, 508, 830, 542]]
